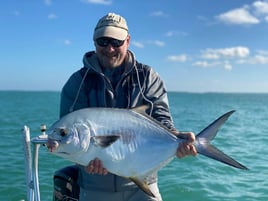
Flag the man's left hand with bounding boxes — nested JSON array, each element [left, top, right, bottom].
[[175, 132, 197, 158]]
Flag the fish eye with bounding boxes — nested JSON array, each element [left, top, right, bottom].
[[59, 128, 68, 137]]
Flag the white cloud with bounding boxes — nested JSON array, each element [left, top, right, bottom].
[[48, 13, 57, 19], [165, 31, 188, 37], [223, 61, 233, 70], [44, 0, 52, 6], [150, 11, 167, 17], [13, 10, 20, 16], [253, 1, 268, 15], [146, 40, 165, 47], [217, 7, 259, 24], [216, 1, 268, 25], [192, 60, 233, 70], [131, 40, 165, 48], [81, 0, 112, 5], [132, 41, 144, 48], [167, 54, 188, 62], [238, 54, 268, 64], [192, 61, 220, 68], [256, 50, 268, 55], [193, 46, 250, 70], [201, 47, 250, 60], [64, 39, 71, 45], [250, 55, 268, 64], [165, 31, 174, 37], [200, 51, 220, 60], [152, 40, 165, 47]]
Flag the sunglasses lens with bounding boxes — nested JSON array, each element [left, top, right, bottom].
[[96, 38, 124, 47], [96, 38, 108, 47], [110, 39, 124, 47]]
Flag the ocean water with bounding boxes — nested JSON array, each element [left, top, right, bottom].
[[0, 91, 267, 201]]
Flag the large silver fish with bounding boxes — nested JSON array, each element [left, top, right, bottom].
[[47, 106, 248, 197]]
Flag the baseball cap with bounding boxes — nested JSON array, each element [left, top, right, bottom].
[[93, 13, 128, 41]]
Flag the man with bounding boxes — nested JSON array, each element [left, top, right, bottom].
[[56, 13, 197, 201]]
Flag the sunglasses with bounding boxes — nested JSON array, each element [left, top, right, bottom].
[[95, 37, 125, 48]]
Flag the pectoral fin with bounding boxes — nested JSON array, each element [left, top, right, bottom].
[[129, 177, 155, 198], [93, 135, 120, 148]]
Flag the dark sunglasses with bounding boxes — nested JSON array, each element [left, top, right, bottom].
[[95, 37, 125, 48]]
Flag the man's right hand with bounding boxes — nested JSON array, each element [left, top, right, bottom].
[[85, 158, 108, 175]]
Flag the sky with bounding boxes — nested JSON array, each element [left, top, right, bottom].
[[1, 0, 268, 93]]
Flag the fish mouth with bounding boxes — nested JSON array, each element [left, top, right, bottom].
[[47, 138, 59, 152]]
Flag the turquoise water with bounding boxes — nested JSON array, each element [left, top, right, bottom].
[[0, 91, 267, 201]]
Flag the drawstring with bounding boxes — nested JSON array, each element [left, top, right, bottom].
[[134, 63, 153, 116], [69, 67, 90, 113]]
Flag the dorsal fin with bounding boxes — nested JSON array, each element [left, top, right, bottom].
[[131, 105, 177, 139]]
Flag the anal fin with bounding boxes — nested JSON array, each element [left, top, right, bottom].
[[129, 177, 155, 198]]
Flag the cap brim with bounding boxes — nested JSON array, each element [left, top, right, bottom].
[[94, 26, 128, 40]]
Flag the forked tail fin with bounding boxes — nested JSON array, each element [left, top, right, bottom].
[[195, 110, 248, 170]]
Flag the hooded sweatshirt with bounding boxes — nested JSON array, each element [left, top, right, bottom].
[[60, 50, 176, 192]]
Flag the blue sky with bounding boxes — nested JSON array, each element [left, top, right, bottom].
[[1, 0, 268, 92]]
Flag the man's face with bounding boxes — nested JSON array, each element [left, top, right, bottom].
[[95, 35, 130, 69]]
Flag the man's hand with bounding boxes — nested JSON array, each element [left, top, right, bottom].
[[85, 158, 108, 175], [176, 132, 197, 158]]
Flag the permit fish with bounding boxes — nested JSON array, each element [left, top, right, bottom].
[[46, 106, 248, 197]]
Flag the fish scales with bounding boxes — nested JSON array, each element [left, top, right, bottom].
[[85, 108, 179, 177]]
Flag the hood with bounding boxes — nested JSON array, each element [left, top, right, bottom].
[[82, 51, 102, 73], [82, 50, 136, 75]]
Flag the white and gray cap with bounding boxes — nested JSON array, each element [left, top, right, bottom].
[[93, 13, 128, 41]]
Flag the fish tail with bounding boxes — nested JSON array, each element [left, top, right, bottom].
[[195, 111, 248, 170]]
